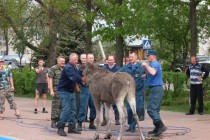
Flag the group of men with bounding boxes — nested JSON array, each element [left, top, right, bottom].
[[41, 50, 167, 137], [4, 49, 206, 138]]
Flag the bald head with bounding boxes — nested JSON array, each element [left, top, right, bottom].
[[87, 54, 94, 63]]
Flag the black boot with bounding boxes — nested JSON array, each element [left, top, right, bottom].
[[68, 124, 81, 134], [148, 122, 158, 134], [77, 122, 82, 131], [114, 111, 120, 125], [57, 122, 67, 136], [139, 108, 145, 121], [154, 120, 167, 136], [89, 119, 96, 129], [51, 118, 59, 128]]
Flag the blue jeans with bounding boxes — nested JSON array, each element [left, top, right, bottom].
[[126, 88, 144, 130], [59, 91, 76, 125], [78, 86, 96, 122], [147, 86, 164, 123]]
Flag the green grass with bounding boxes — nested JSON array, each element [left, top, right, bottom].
[[161, 104, 210, 114], [161, 105, 189, 113], [15, 93, 53, 100]]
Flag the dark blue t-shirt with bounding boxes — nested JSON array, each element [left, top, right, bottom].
[[146, 60, 163, 86], [102, 64, 120, 72]]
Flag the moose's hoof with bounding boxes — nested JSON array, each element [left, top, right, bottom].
[[104, 133, 112, 139], [92, 135, 99, 140]]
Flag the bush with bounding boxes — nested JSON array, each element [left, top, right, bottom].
[[11, 67, 36, 94], [163, 72, 188, 98], [162, 60, 171, 72]]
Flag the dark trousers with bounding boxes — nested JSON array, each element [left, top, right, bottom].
[[190, 84, 203, 113]]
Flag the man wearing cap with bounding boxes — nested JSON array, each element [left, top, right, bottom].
[[142, 50, 167, 136], [119, 52, 145, 132]]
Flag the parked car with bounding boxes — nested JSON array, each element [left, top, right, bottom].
[[3, 60, 19, 69], [3, 54, 28, 66]]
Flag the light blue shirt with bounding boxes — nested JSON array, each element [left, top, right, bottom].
[[146, 60, 163, 86]]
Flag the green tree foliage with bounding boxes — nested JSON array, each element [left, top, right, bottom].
[[0, 0, 86, 67], [12, 67, 36, 94]]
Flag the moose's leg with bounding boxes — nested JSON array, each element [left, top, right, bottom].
[[92, 100, 100, 140], [116, 100, 126, 140], [127, 97, 145, 140], [104, 102, 112, 139]]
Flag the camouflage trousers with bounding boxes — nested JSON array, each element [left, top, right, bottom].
[[51, 92, 62, 121], [0, 88, 17, 113]]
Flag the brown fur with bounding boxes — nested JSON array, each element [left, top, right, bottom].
[[83, 62, 144, 140]]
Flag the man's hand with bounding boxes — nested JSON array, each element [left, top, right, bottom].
[[50, 90, 55, 97], [198, 77, 203, 81], [142, 62, 148, 67], [81, 77, 85, 82], [10, 86, 15, 91]]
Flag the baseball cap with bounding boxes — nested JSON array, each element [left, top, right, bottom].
[[146, 50, 157, 56]]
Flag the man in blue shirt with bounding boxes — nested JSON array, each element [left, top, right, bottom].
[[142, 50, 167, 136], [77, 54, 96, 131], [119, 52, 145, 132], [57, 53, 85, 136]]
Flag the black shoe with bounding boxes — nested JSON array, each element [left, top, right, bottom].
[[68, 129, 81, 134], [89, 124, 96, 129], [139, 117, 144, 121], [148, 128, 158, 134], [115, 120, 120, 125], [154, 120, 167, 136], [77, 122, 82, 131], [199, 112, 203, 115], [125, 128, 131, 132], [34, 110, 38, 114], [68, 124, 81, 134], [89, 119, 96, 129], [51, 122, 57, 128], [57, 122, 67, 136], [42, 110, 48, 113], [130, 129, 136, 133], [57, 129, 67, 136], [186, 112, 194, 115]]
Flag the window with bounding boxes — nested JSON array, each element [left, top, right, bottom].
[[0, 51, 6, 55]]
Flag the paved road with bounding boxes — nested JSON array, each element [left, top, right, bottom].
[[0, 97, 210, 140]]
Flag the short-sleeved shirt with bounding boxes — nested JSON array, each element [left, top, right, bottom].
[[146, 60, 163, 86], [48, 65, 63, 91], [35, 67, 48, 83], [0, 68, 12, 89]]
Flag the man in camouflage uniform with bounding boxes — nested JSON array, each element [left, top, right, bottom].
[[48, 56, 66, 127], [0, 59, 21, 120]]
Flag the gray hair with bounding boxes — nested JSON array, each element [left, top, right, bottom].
[[69, 53, 78, 60]]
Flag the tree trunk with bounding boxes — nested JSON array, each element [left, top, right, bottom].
[[4, 29, 9, 55], [182, 36, 189, 71], [85, 0, 92, 54], [189, 0, 199, 56], [46, 4, 58, 67], [115, 0, 123, 67]]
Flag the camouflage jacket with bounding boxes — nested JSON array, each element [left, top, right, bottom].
[[0, 68, 12, 89], [48, 65, 63, 91]]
